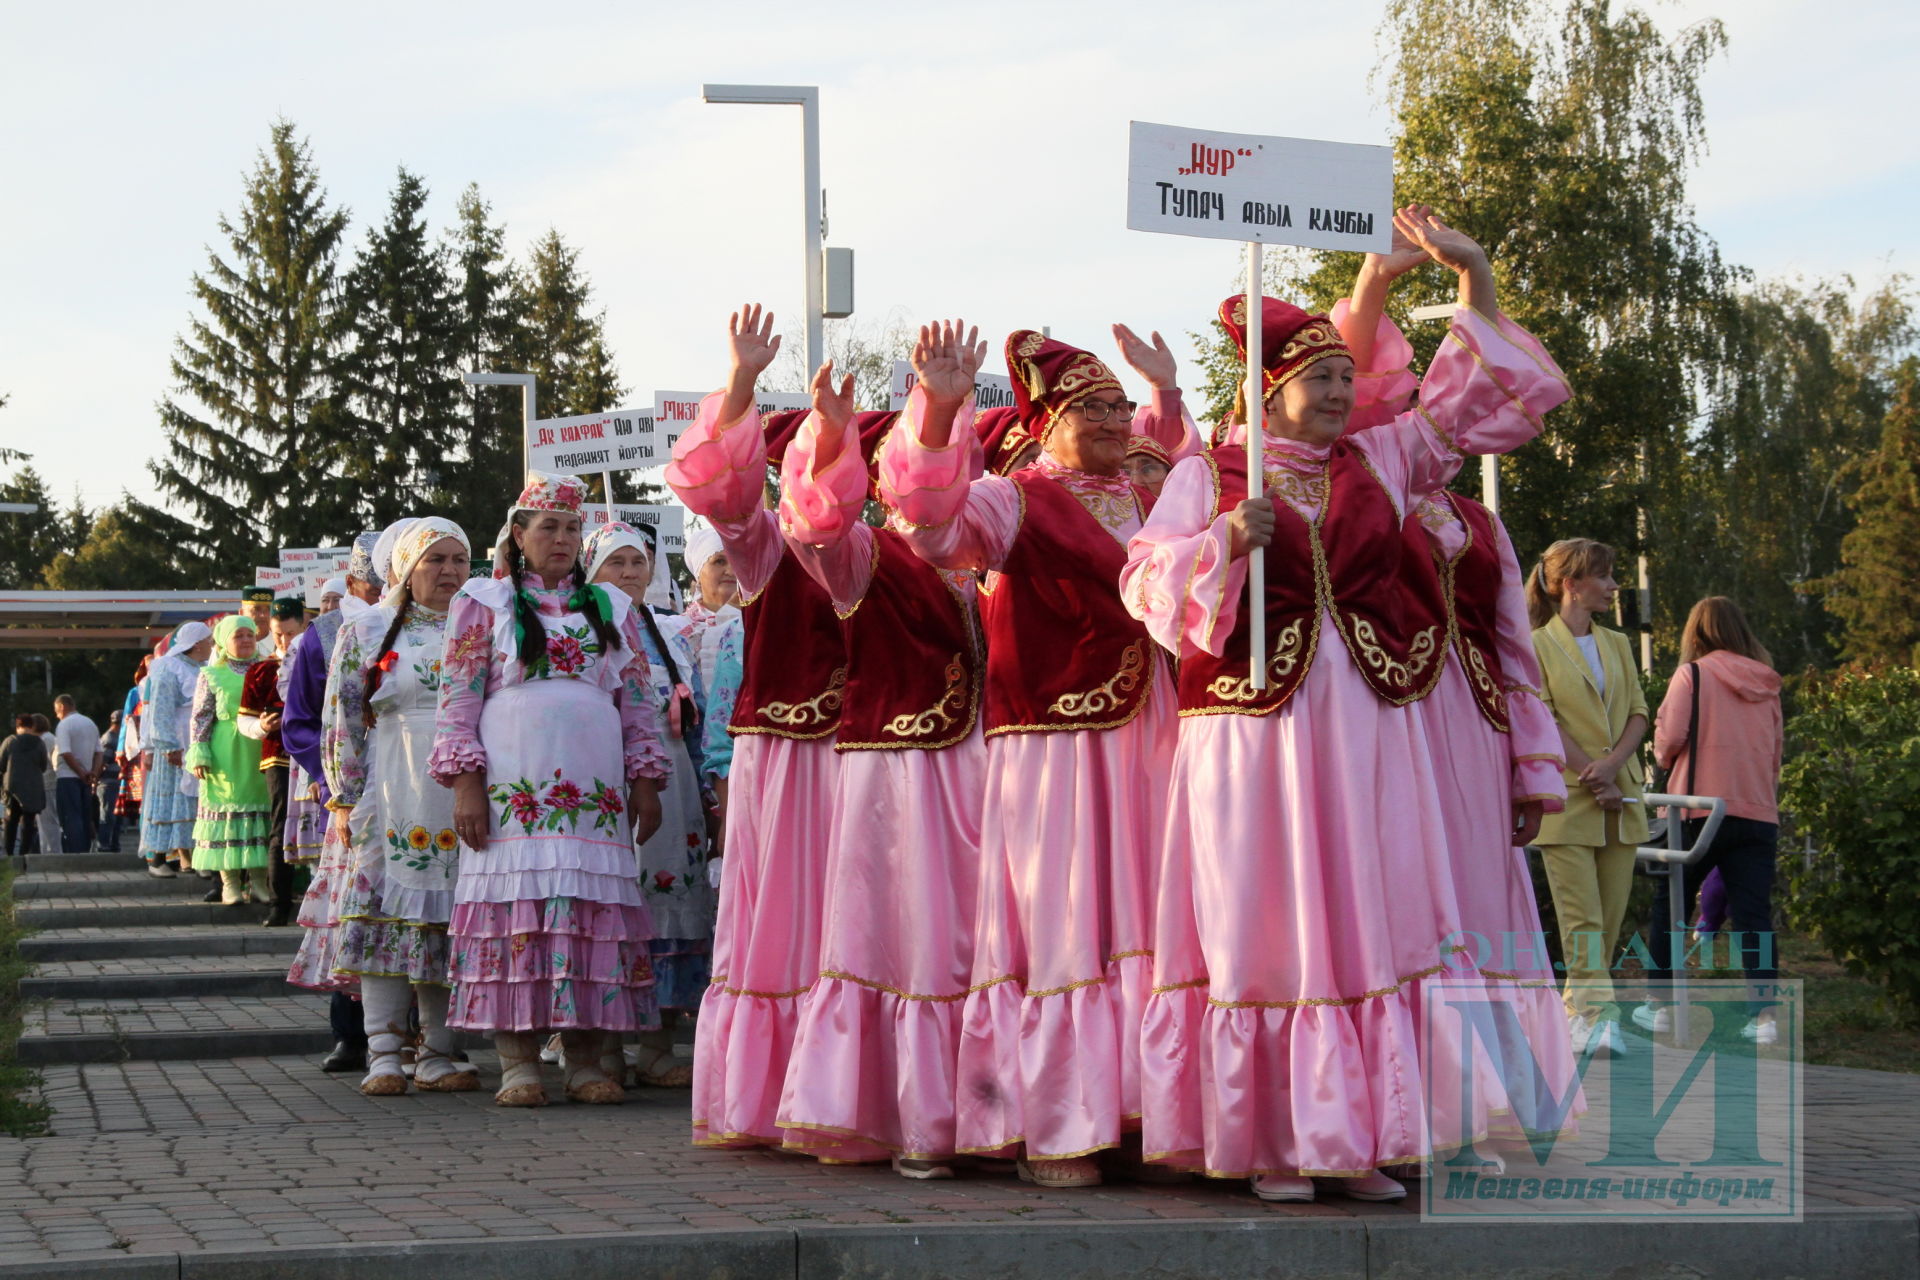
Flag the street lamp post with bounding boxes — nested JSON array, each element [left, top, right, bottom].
[[462, 372, 538, 472], [701, 83, 824, 377]]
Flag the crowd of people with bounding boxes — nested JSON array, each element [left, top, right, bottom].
[[36, 204, 1788, 1206]]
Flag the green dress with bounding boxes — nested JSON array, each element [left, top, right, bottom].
[[185, 657, 271, 870]]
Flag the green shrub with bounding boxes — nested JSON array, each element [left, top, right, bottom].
[[1778, 664, 1920, 1012]]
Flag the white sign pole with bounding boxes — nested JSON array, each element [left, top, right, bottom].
[[601, 468, 617, 526], [1245, 241, 1267, 691]]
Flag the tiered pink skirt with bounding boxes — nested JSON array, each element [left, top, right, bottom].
[[775, 729, 986, 1161], [692, 734, 838, 1148]]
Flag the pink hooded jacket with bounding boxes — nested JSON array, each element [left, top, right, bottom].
[[1653, 649, 1784, 823]]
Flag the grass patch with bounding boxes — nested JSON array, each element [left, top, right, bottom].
[[0, 864, 50, 1136]]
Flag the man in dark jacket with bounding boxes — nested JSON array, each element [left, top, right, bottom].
[[1, 715, 50, 856]]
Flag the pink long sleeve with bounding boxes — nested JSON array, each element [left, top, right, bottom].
[[876, 395, 1019, 574], [778, 410, 877, 611], [664, 392, 785, 596], [613, 607, 671, 783], [1330, 299, 1419, 432], [1122, 454, 1247, 659], [1132, 388, 1204, 464], [1485, 512, 1567, 812]]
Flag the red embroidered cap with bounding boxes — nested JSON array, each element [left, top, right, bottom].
[[1004, 329, 1124, 442], [1217, 295, 1352, 399], [1124, 435, 1171, 467], [973, 406, 1037, 477]]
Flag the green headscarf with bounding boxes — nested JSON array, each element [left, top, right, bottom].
[[212, 614, 257, 661]]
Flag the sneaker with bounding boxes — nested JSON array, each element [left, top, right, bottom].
[[1593, 1019, 1629, 1058], [1741, 1017, 1778, 1046], [1327, 1170, 1408, 1202], [1251, 1174, 1315, 1202], [1565, 1010, 1593, 1054], [145, 861, 178, 878], [1631, 1002, 1672, 1034]]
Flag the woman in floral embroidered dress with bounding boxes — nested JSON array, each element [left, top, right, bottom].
[[585, 520, 718, 1088], [431, 473, 669, 1107], [324, 517, 479, 1095]]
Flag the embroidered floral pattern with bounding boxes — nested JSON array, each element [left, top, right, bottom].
[[489, 770, 624, 834]]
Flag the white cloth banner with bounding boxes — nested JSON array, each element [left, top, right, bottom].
[[888, 363, 1016, 413], [528, 409, 649, 474], [1126, 120, 1392, 252]]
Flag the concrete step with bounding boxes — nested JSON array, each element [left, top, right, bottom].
[[20, 923, 303, 962], [17, 992, 339, 1065], [22, 954, 296, 1000], [17, 896, 281, 931], [15, 851, 148, 873], [13, 869, 231, 900]]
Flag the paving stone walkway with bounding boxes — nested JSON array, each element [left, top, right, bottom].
[[3, 853, 1917, 1275]]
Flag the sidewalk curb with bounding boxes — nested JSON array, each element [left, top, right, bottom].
[[0, 1208, 1910, 1280]]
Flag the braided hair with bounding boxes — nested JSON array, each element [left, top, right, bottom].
[[505, 510, 621, 675], [363, 580, 414, 711]]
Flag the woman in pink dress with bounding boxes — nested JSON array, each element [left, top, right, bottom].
[[875, 320, 1198, 1188], [430, 472, 669, 1107], [1331, 221, 1578, 1157], [771, 349, 989, 1179], [666, 306, 846, 1151], [1122, 208, 1572, 1202]]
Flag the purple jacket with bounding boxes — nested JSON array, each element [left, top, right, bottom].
[[281, 610, 345, 806]]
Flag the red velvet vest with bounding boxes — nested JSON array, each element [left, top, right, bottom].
[[835, 531, 981, 751], [239, 658, 288, 769], [730, 550, 847, 740], [981, 470, 1157, 736], [1179, 443, 1449, 716], [1441, 494, 1512, 733]]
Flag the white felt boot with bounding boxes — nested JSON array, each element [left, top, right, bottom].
[[358, 976, 411, 1096], [493, 1032, 546, 1106], [411, 985, 476, 1092]]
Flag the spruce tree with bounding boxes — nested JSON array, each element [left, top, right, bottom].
[[1821, 358, 1920, 664], [514, 229, 625, 417], [0, 467, 67, 589], [439, 184, 525, 537], [336, 167, 461, 527], [151, 120, 352, 577]]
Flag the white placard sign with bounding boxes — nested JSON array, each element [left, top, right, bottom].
[[653, 391, 811, 452], [584, 504, 687, 554], [254, 566, 300, 594], [654, 391, 705, 452], [1125, 121, 1392, 252], [888, 363, 1017, 414]]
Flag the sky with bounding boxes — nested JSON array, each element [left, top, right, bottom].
[[2, 0, 1915, 518]]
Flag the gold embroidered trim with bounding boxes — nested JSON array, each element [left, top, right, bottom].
[[1346, 616, 1442, 692], [760, 665, 847, 729], [1417, 404, 1462, 457], [882, 655, 968, 739], [1153, 958, 1457, 1008], [770, 1116, 957, 1162], [1048, 641, 1147, 719], [1205, 616, 1307, 702], [816, 969, 968, 1004], [706, 977, 814, 999]]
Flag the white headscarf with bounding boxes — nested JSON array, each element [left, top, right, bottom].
[[682, 523, 723, 584], [319, 576, 347, 600], [583, 521, 651, 586], [381, 518, 470, 607], [171, 620, 213, 653], [371, 518, 418, 593]]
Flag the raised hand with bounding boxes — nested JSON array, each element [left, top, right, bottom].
[[810, 360, 856, 434], [1391, 207, 1486, 277], [1369, 204, 1437, 279], [1112, 323, 1177, 390], [727, 303, 781, 378], [912, 319, 984, 407]]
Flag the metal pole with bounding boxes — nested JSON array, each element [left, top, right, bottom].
[[461, 372, 538, 475], [1245, 241, 1267, 690], [802, 91, 824, 379], [1482, 455, 1500, 516]]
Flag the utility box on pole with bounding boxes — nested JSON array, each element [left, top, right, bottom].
[[822, 247, 855, 319]]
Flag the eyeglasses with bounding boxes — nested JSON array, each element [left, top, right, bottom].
[[1072, 399, 1138, 423]]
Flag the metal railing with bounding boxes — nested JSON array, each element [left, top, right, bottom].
[[1636, 792, 1730, 1041]]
